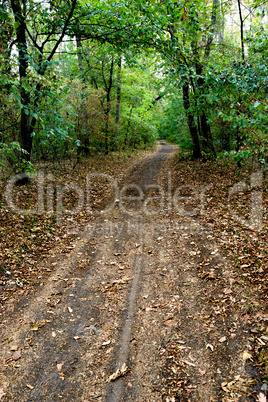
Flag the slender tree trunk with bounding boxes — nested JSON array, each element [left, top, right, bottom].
[[204, 0, 220, 58], [124, 101, 136, 148], [200, 113, 216, 156], [236, 125, 242, 167], [236, 125, 242, 152], [191, 0, 219, 158], [116, 57, 122, 137], [182, 83, 202, 159], [237, 0, 245, 61], [195, 63, 216, 157], [76, 35, 84, 77], [10, 0, 31, 161], [102, 58, 114, 155], [75, 35, 90, 155]]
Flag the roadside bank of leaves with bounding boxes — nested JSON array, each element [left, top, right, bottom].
[[171, 154, 268, 387]]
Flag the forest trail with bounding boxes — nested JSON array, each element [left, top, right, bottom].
[[0, 143, 261, 401]]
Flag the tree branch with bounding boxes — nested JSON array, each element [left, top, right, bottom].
[[46, 0, 78, 64]]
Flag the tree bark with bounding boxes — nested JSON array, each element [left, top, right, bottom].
[[182, 83, 202, 159], [193, 0, 219, 158], [195, 63, 216, 157], [76, 34, 84, 78], [102, 58, 114, 155], [124, 100, 137, 148], [115, 57, 122, 137], [237, 0, 245, 61], [10, 0, 31, 160], [75, 35, 90, 155]]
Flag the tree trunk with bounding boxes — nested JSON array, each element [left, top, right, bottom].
[[191, 0, 219, 158], [75, 35, 90, 155], [196, 63, 216, 157], [76, 35, 84, 78], [182, 83, 202, 159], [236, 125, 242, 167], [102, 58, 114, 155], [124, 100, 136, 148], [10, 0, 32, 161], [237, 0, 245, 61], [11, 0, 77, 162], [200, 113, 216, 156], [116, 57, 122, 137]]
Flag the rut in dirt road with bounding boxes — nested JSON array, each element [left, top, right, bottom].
[[0, 144, 259, 401]]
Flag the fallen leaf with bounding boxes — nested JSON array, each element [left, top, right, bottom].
[[12, 351, 21, 360], [101, 340, 111, 347], [112, 276, 132, 285], [257, 393, 267, 402], [181, 359, 196, 367], [31, 325, 39, 331], [229, 278, 236, 286], [221, 376, 256, 394], [207, 271, 216, 279], [223, 289, 233, 295], [57, 361, 65, 372], [206, 343, 214, 351], [219, 336, 227, 343], [108, 363, 128, 382], [242, 351, 252, 361]]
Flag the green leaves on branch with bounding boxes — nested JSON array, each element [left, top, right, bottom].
[[0, 142, 34, 173]]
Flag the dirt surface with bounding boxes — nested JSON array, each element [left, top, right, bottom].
[[0, 143, 267, 401]]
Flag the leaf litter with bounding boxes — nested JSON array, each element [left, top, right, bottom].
[[0, 148, 267, 400]]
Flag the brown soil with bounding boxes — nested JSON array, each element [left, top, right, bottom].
[[0, 143, 267, 401]]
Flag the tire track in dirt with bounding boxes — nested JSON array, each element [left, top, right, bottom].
[[106, 254, 144, 402]]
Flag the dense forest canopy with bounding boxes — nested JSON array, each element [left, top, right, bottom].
[[0, 0, 267, 171]]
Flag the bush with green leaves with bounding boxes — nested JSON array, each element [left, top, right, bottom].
[[0, 141, 34, 175]]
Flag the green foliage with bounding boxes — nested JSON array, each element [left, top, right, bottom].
[[157, 93, 192, 152], [0, 141, 34, 173], [0, 0, 267, 165]]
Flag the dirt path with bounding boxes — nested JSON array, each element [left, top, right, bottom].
[[0, 144, 262, 401]]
